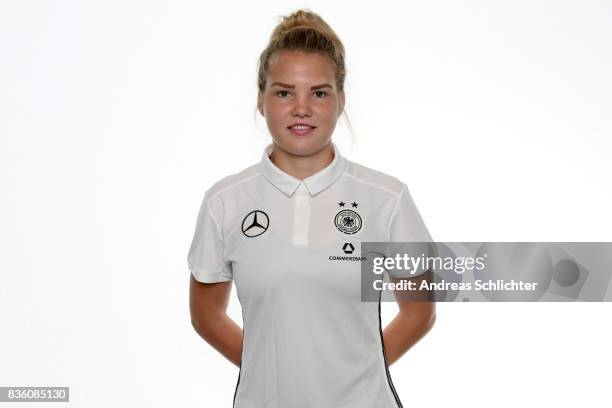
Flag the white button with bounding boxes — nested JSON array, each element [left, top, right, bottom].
[[296, 182, 308, 195]]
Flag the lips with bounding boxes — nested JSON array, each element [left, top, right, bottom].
[[287, 123, 316, 136], [287, 123, 316, 129]]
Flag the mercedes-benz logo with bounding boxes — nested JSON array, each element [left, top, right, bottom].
[[241, 210, 269, 238]]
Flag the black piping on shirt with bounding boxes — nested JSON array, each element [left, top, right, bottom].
[[232, 309, 244, 408], [378, 289, 404, 408]]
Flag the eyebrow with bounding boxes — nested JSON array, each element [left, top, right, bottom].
[[270, 82, 333, 90]]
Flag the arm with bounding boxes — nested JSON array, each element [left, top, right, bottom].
[[382, 275, 436, 366], [383, 183, 436, 365], [189, 274, 243, 367]]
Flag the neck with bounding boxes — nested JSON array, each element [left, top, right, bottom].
[[269, 143, 334, 181]]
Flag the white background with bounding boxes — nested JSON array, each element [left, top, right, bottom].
[[1, 0, 610, 407]]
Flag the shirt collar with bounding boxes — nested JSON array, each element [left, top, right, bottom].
[[259, 142, 346, 197]]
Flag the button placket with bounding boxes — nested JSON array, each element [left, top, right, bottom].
[[292, 183, 310, 246]]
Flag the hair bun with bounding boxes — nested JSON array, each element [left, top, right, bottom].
[[277, 9, 322, 33], [257, 8, 346, 93]]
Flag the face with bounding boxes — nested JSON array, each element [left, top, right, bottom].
[[258, 50, 345, 157]]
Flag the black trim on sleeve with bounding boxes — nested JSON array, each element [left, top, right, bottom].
[[378, 289, 404, 408], [232, 308, 245, 408]]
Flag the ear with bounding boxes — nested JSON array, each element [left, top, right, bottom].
[[257, 92, 264, 117], [338, 89, 345, 117]]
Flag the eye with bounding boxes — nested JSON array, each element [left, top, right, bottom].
[[276, 90, 290, 97], [314, 90, 327, 98]]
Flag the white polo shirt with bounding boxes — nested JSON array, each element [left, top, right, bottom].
[[187, 142, 432, 408]]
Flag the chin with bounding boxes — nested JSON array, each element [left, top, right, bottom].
[[274, 135, 331, 157]]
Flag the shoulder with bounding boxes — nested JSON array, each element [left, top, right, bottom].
[[342, 158, 406, 198], [203, 162, 261, 203]]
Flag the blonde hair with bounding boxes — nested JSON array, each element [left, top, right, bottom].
[[255, 9, 356, 143]]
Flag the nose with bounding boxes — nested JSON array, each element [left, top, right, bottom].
[[291, 94, 312, 117]]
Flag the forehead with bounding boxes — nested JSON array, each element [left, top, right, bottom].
[[267, 50, 336, 85]]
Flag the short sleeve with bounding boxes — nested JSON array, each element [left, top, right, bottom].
[[187, 193, 233, 283], [386, 183, 433, 278], [388, 183, 432, 242]]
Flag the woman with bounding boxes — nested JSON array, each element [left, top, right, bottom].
[[188, 9, 435, 408]]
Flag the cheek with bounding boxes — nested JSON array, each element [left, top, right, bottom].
[[269, 111, 287, 127], [317, 103, 339, 123], [266, 98, 289, 115]]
